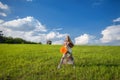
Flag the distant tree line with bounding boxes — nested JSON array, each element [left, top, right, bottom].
[[0, 31, 41, 44]]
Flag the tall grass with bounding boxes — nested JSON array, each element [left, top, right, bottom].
[[0, 44, 120, 80]]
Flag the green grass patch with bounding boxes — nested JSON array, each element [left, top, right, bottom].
[[0, 44, 120, 80]]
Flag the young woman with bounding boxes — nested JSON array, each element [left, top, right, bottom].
[[58, 35, 75, 69]]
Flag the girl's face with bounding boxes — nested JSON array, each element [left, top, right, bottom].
[[65, 36, 69, 42]]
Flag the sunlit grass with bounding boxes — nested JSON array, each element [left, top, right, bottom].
[[0, 44, 120, 80]]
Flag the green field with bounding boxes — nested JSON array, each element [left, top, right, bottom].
[[0, 44, 120, 80]]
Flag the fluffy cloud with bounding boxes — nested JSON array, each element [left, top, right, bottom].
[[0, 16, 67, 44], [74, 17, 120, 45], [113, 17, 120, 22], [46, 32, 56, 40], [46, 31, 67, 40], [100, 25, 120, 43], [74, 34, 95, 45], [0, 1, 9, 17], [0, 16, 47, 42], [0, 12, 7, 17], [0, 19, 4, 23], [100, 17, 120, 45], [0, 2, 9, 10], [46, 31, 67, 44], [2, 16, 47, 32], [52, 40, 64, 45]]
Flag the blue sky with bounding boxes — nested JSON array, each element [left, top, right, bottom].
[[0, 0, 120, 45]]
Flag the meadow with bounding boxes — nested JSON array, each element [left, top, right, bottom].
[[0, 44, 120, 80]]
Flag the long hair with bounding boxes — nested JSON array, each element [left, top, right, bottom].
[[65, 35, 71, 42], [65, 35, 73, 43], [65, 35, 74, 48]]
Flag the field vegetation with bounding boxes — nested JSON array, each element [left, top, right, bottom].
[[0, 44, 120, 80]]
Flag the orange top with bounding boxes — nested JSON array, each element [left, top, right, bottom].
[[60, 46, 68, 54]]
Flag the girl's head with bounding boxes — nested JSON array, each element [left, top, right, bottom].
[[65, 35, 74, 48], [65, 35, 71, 42]]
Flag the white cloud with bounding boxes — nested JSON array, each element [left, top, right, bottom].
[[2, 16, 47, 32], [0, 2, 10, 17], [0, 16, 47, 42], [0, 16, 67, 44], [74, 17, 120, 45], [0, 2, 9, 10], [46, 31, 67, 40], [52, 40, 64, 45], [46, 31, 67, 44], [100, 25, 120, 43], [74, 34, 95, 45], [0, 12, 7, 17], [0, 19, 4, 23], [113, 17, 120, 22], [53, 28, 63, 31], [46, 32, 56, 40]]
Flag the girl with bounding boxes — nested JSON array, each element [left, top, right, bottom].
[[58, 35, 75, 69]]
